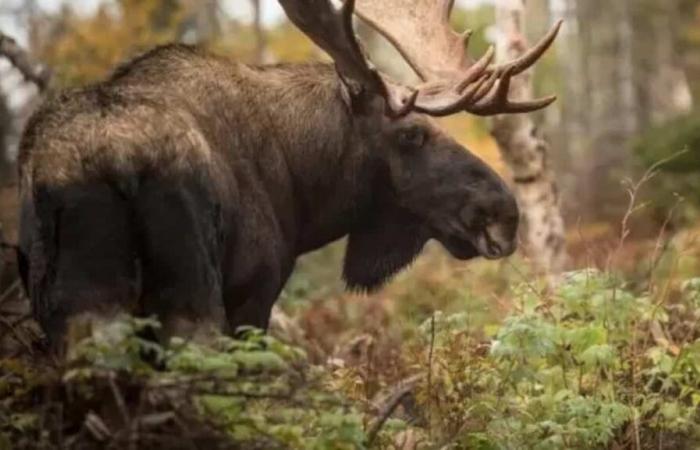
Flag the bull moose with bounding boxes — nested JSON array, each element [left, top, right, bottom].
[[16, 0, 561, 351]]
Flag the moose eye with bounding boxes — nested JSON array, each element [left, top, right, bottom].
[[396, 127, 426, 150]]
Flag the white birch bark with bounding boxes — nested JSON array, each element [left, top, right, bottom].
[[491, 0, 568, 281], [251, 0, 270, 64]]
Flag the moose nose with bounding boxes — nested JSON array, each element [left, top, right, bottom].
[[462, 187, 519, 259], [480, 222, 518, 259], [484, 223, 517, 258]]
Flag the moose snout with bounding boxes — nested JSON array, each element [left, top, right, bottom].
[[481, 222, 518, 259], [460, 187, 519, 259]]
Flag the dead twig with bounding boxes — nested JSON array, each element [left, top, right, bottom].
[[427, 314, 435, 399], [609, 149, 688, 271], [85, 411, 112, 442], [0, 314, 34, 355], [108, 376, 131, 425], [0, 280, 21, 307], [133, 412, 176, 429], [427, 314, 435, 440]]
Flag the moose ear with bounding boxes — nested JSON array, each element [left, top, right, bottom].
[[343, 206, 428, 292]]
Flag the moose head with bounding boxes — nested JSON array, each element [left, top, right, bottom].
[[279, 0, 561, 290]]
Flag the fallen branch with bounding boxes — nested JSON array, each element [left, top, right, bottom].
[[367, 374, 424, 446]]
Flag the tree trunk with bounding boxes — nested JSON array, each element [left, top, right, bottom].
[[635, 0, 692, 124], [250, 0, 267, 64], [180, 0, 220, 43], [0, 90, 11, 184], [491, 0, 568, 281], [558, 0, 693, 225]]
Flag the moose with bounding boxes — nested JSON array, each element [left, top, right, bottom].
[[15, 0, 560, 351]]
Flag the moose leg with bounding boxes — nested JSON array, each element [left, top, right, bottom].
[[223, 265, 285, 335], [27, 183, 138, 354], [135, 177, 226, 343]]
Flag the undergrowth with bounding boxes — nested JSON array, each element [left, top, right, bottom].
[[394, 270, 700, 449], [3, 266, 700, 449], [0, 319, 366, 449]]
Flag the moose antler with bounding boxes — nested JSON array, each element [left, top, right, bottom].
[[278, 0, 416, 116], [279, 0, 560, 117], [354, 0, 562, 116]]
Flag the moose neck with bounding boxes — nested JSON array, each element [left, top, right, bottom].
[[286, 70, 380, 254], [226, 63, 380, 255]]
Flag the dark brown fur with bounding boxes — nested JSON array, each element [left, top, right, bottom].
[[17, 45, 519, 347]]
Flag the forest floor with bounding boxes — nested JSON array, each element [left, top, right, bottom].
[[2, 217, 700, 449]]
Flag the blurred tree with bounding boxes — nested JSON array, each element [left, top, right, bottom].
[[34, 0, 185, 87], [677, 0, 700, 99], [632, 111, 700, 225], [491, 0, 568, 280], [180, 0, 221, 43], [250, 0, 267, 63], [265, 22, 316, 63], [555, 0, 693, 225], [0, 30, 49, 184], [0, 28, 48, 243], [634, 0, 692, 125], [0, 90, 11, 183]]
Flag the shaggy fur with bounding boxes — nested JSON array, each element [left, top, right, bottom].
[[17, 45, 519, 348]]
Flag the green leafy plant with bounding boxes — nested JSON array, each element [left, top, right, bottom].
[[2, 318, 368, 449], [390, 270, 700, 449]]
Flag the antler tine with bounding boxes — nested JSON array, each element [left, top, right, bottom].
[[441, 0, 457, 25], [466, 66, 557, 116], [409, 46, 495, 117], [490, 19, 563, 77], [462, 20, 563, 116]]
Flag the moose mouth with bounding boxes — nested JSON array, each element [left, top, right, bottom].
[[434, 222, 516, 261]]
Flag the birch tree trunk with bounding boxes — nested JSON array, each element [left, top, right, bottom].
[[491, 0, 568, 280], [250, 0, 269, 64]]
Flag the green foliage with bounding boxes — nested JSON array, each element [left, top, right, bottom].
[[398, 270, 700, 449], [5, 268, 700, 448], [0, 360, 52, 447], [37, 0, 187, 87], [2, 319, 367, 449], [65, 316, 164, 376]]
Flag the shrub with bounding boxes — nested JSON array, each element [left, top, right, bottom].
[[1, 318, 367, 449], [398, 270, 700, 449]]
